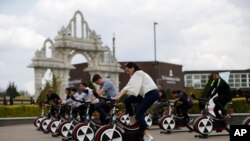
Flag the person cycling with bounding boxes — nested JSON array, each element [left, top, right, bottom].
[[92, 74, 117, 124], [172, 90, 193, 122], [46, 90, 62, 117], [206, 72, 232, 119], [151, 83, 168, 123], [113, 62, 159, 141]]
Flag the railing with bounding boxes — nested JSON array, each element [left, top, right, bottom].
[[0, 98, 35, 105]]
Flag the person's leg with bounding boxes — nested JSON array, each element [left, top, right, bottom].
[[181, 104, 189, 119], [220, 96, 231, 117], [78, 104, 87, 121], [60, 104, 67, 118], [124, 95, 142, 116], [213, 97, 223, 118], [124, 95, 142, 124], [88, 104, 95, 119], [50, 105, 57, 117], [94, 102, 110, 124], [175, 104, 181, 117], [135, 90, 159, 140], [72, 107, 79, 119]]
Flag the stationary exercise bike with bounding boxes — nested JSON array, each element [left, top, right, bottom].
[[94, 96, 144, 141], [49, 104, 71, 137], [192, 94, 230, 138], [39, 104, 61, 133], [34, 103, 47, 130], [57, 103, 83, 140], [159, 101, 193, 134], [119, 99, 165, 128], [72, 100, 104, 141], [119, 112, 153, 128]]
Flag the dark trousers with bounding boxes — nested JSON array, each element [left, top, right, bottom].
[[93, 102, 111, 124], [124, 89, 160, 130], [77, 104, 87, 121], [176, 103, 192, 120], [213, 95, 231, 118]]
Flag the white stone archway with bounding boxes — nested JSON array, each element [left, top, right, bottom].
[[28, 10, 123, 101]]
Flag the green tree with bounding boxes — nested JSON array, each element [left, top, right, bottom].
[[6, 82, 20, 98], [0, 91, 6, 97], [36, 74, 62, 105], [202, 73, 213, 98]]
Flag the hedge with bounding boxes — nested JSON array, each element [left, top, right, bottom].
[[0, 105, 41, 118], [0, 97, 249, 118]]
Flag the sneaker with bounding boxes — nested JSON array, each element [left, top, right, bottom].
[[143, 135, 153, 141]]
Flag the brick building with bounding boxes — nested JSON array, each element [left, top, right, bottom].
[[69, 61, 184, 91], [68, 61, 250, 94]]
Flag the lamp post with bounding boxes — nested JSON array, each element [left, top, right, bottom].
[[153, 22, 158, 83], [154, 22, 158, 62]]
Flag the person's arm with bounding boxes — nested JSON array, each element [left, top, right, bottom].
[[112, 72, 143, 100], [209, 79, 219, 98], [96, 88, 105, 96], [113, 89, 128, 100]]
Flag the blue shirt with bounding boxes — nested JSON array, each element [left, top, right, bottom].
[[101, 79, 117, 98]]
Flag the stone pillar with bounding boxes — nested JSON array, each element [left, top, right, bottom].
[[34, 68, 46, 102]]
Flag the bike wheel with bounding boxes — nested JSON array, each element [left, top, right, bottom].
[[95, 125, 122, 141], [58, 121, 75, 138], [242, 116, 250, 125], [34, 116, 45, 128], [73, 122, 95, 141], [159, 115, 175, 131], [49, 119, 61, 134], [193, 116, 213, 135], [40, 118, 51, 132]]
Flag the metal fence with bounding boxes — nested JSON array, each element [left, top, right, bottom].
[[0, 98, 35, 105]]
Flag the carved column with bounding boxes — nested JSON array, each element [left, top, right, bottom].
[[34, 68, 46, 101]]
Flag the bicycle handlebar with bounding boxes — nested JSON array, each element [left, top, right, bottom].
[[92, 91, 116, 103]]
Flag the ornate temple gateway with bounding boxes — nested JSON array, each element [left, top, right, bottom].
[[28, 10, 122, 101]]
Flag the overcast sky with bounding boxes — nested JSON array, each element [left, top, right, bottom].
[[0, 0, 249, 95]]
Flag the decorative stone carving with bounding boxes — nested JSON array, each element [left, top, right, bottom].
[[28, 10, 122, 101]]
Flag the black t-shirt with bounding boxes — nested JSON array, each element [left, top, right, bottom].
[[47, 93, 61, 105], [178, 90, 193, 105], [209, 78, 231, 98]]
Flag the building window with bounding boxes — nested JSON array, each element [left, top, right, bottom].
[[249, 74, 250, 87]]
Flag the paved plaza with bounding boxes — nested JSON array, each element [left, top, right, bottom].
[[0, 124, 229, 141]]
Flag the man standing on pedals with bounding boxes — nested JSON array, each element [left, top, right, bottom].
[[113, 62, 159, 141]]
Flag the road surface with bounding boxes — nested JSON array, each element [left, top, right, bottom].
[[0, 124, 229, 141]]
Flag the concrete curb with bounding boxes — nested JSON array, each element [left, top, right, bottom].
[[0, 117, 36, 127]]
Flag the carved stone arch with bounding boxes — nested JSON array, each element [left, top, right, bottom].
[[28, 10, 123, 101], [66, 10, 93, 39], [43, 38, 54, 58], [70, 50, 91, 63]]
